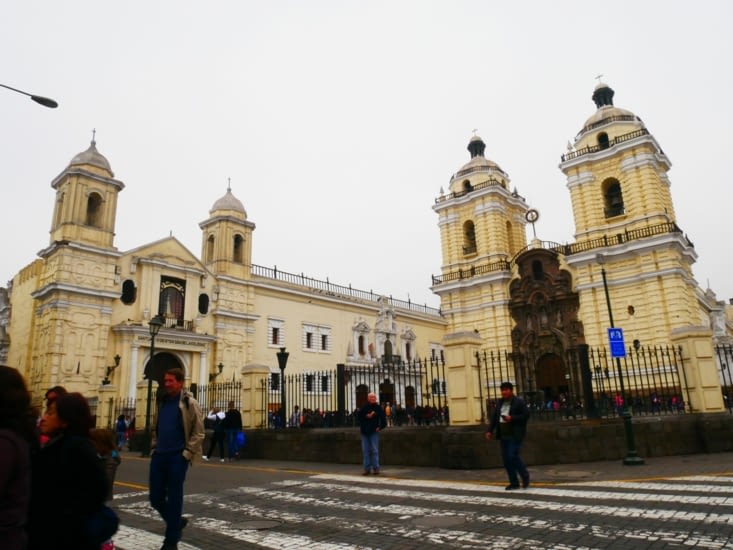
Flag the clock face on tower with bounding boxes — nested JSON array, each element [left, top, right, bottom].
[[525, 209, 539, 223]]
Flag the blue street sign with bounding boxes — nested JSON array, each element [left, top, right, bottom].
[[607, 327, 626, 358]]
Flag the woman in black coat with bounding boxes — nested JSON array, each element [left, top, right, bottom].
[[29, 392, 108, 550], [0, 365, 37, 550]]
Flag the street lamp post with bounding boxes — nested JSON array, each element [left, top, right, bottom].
[[1, 83, 58, 108], [598, 258, 644, 466], [141, 314, 165, 457], [276, 347, 289, 428]]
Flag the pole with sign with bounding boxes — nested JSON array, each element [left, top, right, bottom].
[[600, 260, 644, 465]]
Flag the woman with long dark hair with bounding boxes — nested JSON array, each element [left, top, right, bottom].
[[29, 392, 109, 549], [0, 365, 36, 550]]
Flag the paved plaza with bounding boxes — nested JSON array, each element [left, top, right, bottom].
[[111, 451, 733, 549]]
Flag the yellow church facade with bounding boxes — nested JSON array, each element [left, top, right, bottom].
[[3, 82, 730, 427]]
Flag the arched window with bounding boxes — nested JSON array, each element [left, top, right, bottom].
[[233, 234, 243, 263], [198, 293, 209, 315], [86, 192, 103, 227], [405, 342, 412, 362], [206, 235, 215, 263], [120, 280, 137, 305], [159, 277, 185, 323], [463, 220, 477, 255], [462, 179, 473, 193], [506, 220, 515, 255], [603, 178, 625, 218], [54, 192, 65, 229], [597, 132, 610, 150], [358, 334, 365, 356]]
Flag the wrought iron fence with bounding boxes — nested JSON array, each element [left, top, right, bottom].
[[478, 345, 687, 422], [90, 397, 137, 429], [715, 343, 733, 413], [260, 356, 449, 429], [190, 381, 242, 413]]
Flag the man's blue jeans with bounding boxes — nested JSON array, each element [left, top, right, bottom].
[[499, 437, 528, 487], [226, 429, 240, 459], [361, 432, 380, 471], [149, 451, 189, 544]]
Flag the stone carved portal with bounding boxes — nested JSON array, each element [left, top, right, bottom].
[[509, 249, 584, 401]]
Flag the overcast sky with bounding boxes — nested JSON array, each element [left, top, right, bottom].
[[2, 1, 731, 309]]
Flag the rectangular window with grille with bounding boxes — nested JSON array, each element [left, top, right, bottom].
[[268, 318, 284, 348]]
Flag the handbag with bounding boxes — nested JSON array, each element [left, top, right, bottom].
[[236, 430, 246, 448], [84, 505, 120, 545]]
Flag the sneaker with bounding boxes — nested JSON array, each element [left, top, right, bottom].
[[362, 469, 370, 476], [372, 469, 380, 475], [181, 517, 188, 530], [202, 456, 209, 461], [522, 475, 530, 489], [160, 543, 178, 550], [505, 484, 520, 491]]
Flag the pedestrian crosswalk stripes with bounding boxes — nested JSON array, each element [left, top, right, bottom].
[[113, 471, 733, 549]]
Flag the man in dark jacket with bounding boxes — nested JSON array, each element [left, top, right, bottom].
[[485, 382, 530, 490], [222, 401, 243, 461], [357, 392, 387, 475]]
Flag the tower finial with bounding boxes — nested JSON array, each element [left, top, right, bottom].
[[595, 73, 604, 85], [227, 177, 231, 192], [91, 128, 96, 145]]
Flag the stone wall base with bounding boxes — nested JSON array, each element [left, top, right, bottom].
[[234, 414, 733, 469]]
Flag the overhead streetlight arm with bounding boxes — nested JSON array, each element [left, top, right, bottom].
[[0, 83, 58, 108]]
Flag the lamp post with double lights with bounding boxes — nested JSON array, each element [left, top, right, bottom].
[[141, 314, 165, 457], [1, 83, 58, 108], [276, 347, 289, 428], [597, 256, 644, 466]]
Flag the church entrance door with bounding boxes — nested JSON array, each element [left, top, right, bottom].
[[534, 353, 568, 404]]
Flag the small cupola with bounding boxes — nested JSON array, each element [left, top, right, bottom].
[[592, 83, 615, 109], [467, 135, 486, 158]]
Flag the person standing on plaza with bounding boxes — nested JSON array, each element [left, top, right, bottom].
[[202, 407, 225, 462], [149, 368, 204, 550], [0, 365, 37, 550], [115, 414, 128, 450], [222, 401, 243, 461], [485, 381, 530, 490], [358, 392, 387, 475]]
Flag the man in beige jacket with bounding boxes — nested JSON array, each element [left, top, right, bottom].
[[149, 368, 204, 550]]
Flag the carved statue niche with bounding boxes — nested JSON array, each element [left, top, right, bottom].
[[508, 248, 585, 361]]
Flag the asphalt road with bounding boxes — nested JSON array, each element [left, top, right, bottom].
[[111, 451, 733, 549]]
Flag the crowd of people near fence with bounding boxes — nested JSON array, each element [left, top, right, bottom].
[[266, 402, 450, 429], [496, 390, 688, 420]]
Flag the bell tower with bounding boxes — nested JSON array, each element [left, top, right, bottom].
[[561, 83, 701, 346], [28, 139, 124, 396], [561, 82, 676, 241], [49, 138, 124, 249], [432, 134, 529, 348], [199, 184, 255, 279]]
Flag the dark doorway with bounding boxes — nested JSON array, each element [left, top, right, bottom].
[[379, 378, 395, 405], [404, 386, 416, 408], [144, 352, 183, 385], [355, 384, 369, 409], [535, 353, 568, 403]]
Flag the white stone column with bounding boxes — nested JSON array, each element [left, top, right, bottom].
[[128, 345, 139, 399], [199, 350, 208, 388]]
